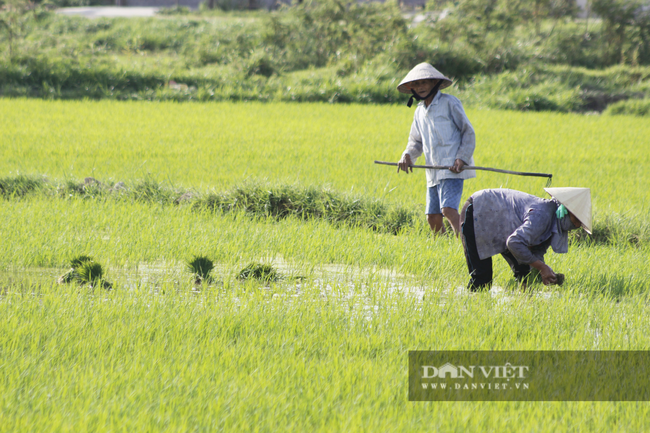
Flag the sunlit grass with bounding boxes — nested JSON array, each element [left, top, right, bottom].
[[1, 279, 650, 432], [1, 99, 648, 215], [1, 99, 650, 431]]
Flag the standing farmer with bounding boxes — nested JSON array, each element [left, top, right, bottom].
[[460, 187, 592, 291], [396, 63, 476, 237]]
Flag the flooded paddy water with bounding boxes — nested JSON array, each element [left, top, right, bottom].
[[1, 259, 562, 311]]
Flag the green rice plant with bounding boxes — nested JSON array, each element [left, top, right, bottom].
[[1, 99, 650, 432], [5, 170, 650, 246], [186, 255, 215, 285], [237, 262, 280, 283], [1, 99, 649, 247], [1, 159, 649, 426], [2, 278, 650, 431]]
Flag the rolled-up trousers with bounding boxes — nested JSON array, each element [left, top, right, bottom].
[[460, 200, 531, 291]]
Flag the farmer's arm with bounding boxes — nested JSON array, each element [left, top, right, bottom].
[[398, 119, 423, 173], [506, 209, 557, 285], [529, 260, 557, 285], [449, 98, 475, 173]]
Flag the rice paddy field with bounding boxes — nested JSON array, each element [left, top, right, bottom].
[[1, 98, 650, 431]]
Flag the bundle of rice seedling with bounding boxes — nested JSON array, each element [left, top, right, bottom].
[[186, 255, 215, 285], [238, 263, 280, 283], [57, 255, 112, 289]]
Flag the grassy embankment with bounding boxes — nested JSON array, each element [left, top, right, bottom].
[[1, 1, 650, 114], [1, 99, 649, 431]]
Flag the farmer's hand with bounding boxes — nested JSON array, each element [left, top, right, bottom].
[[398, 154, 413, 173], [531, 260, 557, 285], [450, 158, 466, 173]]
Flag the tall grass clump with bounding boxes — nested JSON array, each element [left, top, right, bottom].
[[0, 175, 44, 198], [194, 183, 418, 234], [130, 177, 177, 205]]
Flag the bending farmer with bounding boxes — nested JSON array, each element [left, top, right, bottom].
[[460, 187, 592, 291], [396, 63, 476, 237]]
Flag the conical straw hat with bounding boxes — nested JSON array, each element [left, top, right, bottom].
[[397, 63, 453, 94], [544, 187, 592, 234]]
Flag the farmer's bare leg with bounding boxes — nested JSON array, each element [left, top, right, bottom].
[[427, 213, 445, 234], [442, 207, 460, 237], [459, 200, 469, 225]]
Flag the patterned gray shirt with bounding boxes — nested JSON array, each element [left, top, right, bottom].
[[470, 189, 569, 264]]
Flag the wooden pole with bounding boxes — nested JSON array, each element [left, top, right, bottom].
[[373, 160, 552, 179]]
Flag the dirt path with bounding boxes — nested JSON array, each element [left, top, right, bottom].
[[55, 7, 160, 18]]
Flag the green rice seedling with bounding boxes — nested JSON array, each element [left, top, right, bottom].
[[76, 260, 104, 283], [69, 254, 94, 268], [57, 254, 95, 284], [1, 99, 647, 224], [237, 262, 280, 283], [3, 278, 650, 432], [186, 255, 216, 285], [77, 261, 113, 290], [57, 255, 112, 289]]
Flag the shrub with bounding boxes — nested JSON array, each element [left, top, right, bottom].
[[604, 98, 650, 116]]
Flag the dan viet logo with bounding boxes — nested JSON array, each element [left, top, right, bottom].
[[420, 362, 530, 391], [422, 362, 529, 379]]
